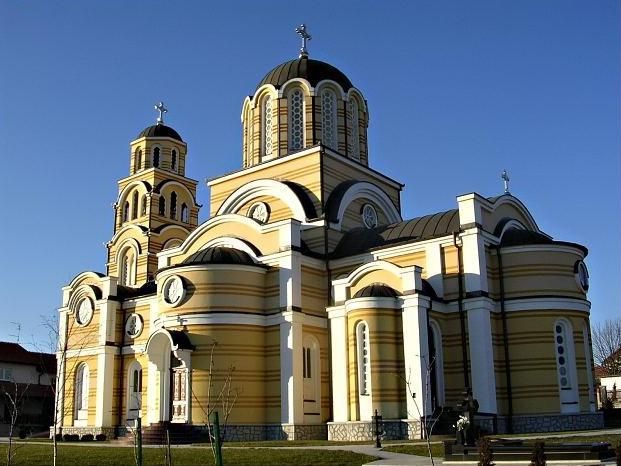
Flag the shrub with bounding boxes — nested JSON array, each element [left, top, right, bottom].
[[529, 441, 546, 466], [477, 437, 495, 466], [54, 433, 63, 441], [63, 434, 79, 442], [81, 434, 94, 441], [95, 434, 107, 441]]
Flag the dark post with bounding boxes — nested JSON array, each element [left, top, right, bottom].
[[372, 409, 383, 448], [136, 417, 143, 466], [212, 411, 223, 466]]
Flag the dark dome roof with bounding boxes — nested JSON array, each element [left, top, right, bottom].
[[138, 123, 183, 142], [257, 56, 353, 92], [182, 247, 257, 266], [353, 283, 400, 299]]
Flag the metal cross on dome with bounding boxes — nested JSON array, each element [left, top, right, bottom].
[[296, 24, 312, 58], [155, 101, 168, 124], [501, 169, 510, 194]]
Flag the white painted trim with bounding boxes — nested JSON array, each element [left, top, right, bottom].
[[502, 297, 591, 313], [345, 297, 401, 312], [499, 243, 586, 257], [330, 313, 348, 422], [330, 181, 401, 231], [155, 311, 327, 329], [215, 179, 309, 221]]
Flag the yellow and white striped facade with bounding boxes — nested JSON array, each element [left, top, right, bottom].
[[55, 53, 601, 441]]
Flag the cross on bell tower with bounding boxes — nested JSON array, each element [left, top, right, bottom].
[[155, 101, 168, 125], [501, 169, 510, 194], [296, 24, 312, 58]]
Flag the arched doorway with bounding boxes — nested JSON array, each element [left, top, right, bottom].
[[145, 329, 194, 424]]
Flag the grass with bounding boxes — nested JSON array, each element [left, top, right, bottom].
[[0, 443, 377, 466]]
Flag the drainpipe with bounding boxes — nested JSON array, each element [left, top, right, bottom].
[[453, 231, 470, 389], [496, 245, 513, 433]]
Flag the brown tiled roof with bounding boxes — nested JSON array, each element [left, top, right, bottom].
[[0, 342, 56, 374]]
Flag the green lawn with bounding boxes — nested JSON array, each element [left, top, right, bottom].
[[0, 443, 377, 466], [381, 442, 444, 458]]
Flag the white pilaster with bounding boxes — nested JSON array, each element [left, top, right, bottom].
[[328, 306, 348, 421], [466, 298, 497, 414], [95, 347, 116, 426], [280, 313, 303, 424], [400, 294, 431, 419], [146, 361, 159, 424], [279, 251, 302, 310], [424, 243, 444, 298]]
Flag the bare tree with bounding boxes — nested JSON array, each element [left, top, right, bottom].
[[397, 354, 444, 466], [2, 381, 29, 466], [592, 318, 621, 376], [38, 312, 98, 466], [191, 340, 239, 462]]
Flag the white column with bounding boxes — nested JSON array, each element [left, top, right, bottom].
[[95, 348, 116, 426], [147, 361, 159, 424], [55, 310, 68, 432], [466, 299, 497, 414], [424, 243, 444, 298], [328, 307, 348, 421], [401, 295, 431, 419], [280, 314, 303, 424], [279, 251, 302, 310]]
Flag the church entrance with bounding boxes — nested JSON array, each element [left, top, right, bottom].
[[145, 329, 193, 425]]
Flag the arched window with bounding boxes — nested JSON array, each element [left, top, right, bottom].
[[170, 192, 177, 220], [136, 149, 142, 173], [159, 197, 166, 216], [181, 203, 188, 223], [74, 363, 89, 423], [302, 335, 321, 415], [131, 191, 138, 220], [321, 88, 337, 150], [141, 195, 148, 216], [356, 321, 370, 396], [119, 247, 136, 286], [347, 98, 360, 160], [171, 149, 177, 172], [288, 89, 304, 152], [262, 96, 273, 160], [428, 320, 445, 409], [127, 362, 142, 420], [122, 202, 130, 223], [554, 319, 579, 413], [153, 147, 160, 168]]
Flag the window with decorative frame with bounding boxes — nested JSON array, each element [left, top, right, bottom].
[[554, 319, 579, 413], [153, 147, 160, 168], [262, 96, 273, 160], [356, 321, 371, 395], [159, 197, 166, 216], [288, 88, 304, 152], [181, 203, 188, 223], [171, 149, 177, 172], [170, 192, 177, 220], [136, 149, 142, 172], [321, 88, 337, 150], [131, 191, 138, 220], [74, 363, 89, 421], [347, 98, 360, 160]]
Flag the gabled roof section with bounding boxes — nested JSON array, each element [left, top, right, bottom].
[[0, 342, 56, 373]]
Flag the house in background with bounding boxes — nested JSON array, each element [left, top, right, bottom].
[[0, 342, 56, 436]]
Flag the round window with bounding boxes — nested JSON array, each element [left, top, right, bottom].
[[361, 204, 378, 229], [125, 313, 144, 338], [162, 275, 186, 307], [76, 297, 94, 326]]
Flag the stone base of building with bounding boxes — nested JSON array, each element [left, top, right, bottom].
[[494, 412, 604, 433], [198, 423, 328, 441], [50, 426, 116, 439], [327, 419, 422, 441]]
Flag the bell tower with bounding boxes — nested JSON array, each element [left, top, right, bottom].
[[106, 103, 200, 286]]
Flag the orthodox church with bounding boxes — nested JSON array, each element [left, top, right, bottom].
[[55, 28, 601, 441]]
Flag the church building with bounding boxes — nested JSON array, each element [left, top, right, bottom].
[[55, 28, 601, 441]]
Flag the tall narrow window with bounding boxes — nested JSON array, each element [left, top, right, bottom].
[[356, 321, 370, 395], [127, 363, 142, 420], [141, 195, 148, 216], [74, 363, 89, 422], [136, 149, 142, 172], [554, 319, 579, 413], [170, 192, 177, 220], [262, 97, 273, 160], [131, 191, 138, 220], [123, 202, 130, 222], [171, 149, 177, 172], [153, 147, 160, 168], [321, 89, 337, 149], [347, 98, 360, 160], [181, 203, 188, 223], [159, 197, 166, 216], [289, 89, 304, 151], [303, 347, 312, 378]]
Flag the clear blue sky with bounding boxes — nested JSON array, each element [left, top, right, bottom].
[[1, 1, 619, 349]]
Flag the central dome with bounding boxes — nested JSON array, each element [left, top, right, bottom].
[[257, 56, 353, 92]]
